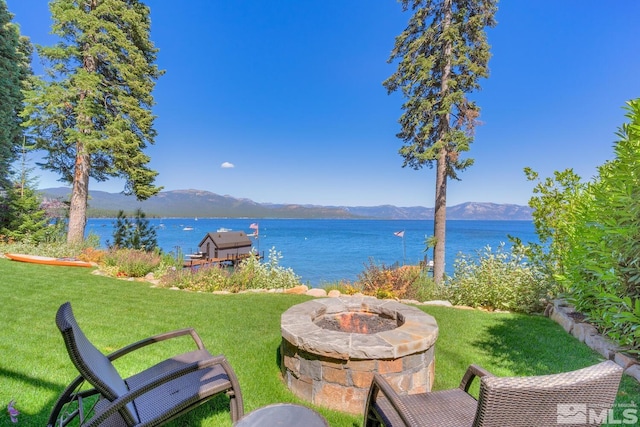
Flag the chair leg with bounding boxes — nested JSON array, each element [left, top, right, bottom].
[[365, 412, 383, 427], [228, 389, 244, 422]]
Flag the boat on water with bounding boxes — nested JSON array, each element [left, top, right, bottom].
[[183, 226, 194, 231], [4, 253, 94, 268]]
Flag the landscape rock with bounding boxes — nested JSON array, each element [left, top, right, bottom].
[[423, 300, 453, 307], [91, 269, 109, 276], [614, 352, 638, 370], [571, 322, 598, 343], [549, 307, 574, 334], [284, 285, 309, 295], [553, 299, 575, 313], [327, 290, 342, 298], [306, 288, 327, 297], [584, 334, 619, 359], [625, 364, 640, 383]]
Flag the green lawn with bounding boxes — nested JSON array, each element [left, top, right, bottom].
[[0, 258, 637, 426]]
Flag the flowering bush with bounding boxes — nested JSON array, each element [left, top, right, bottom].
[[160, 247, 301, 292], [102, 248, 162, 277], [78, 247, 105, 264], [232, 247, 300, 291], [161, 264, 231, 292], [446, 243, 550, 313], [356, 259, 421, 300]]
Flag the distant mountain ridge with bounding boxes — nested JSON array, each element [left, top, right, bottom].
[[39, 188, 533, 220]]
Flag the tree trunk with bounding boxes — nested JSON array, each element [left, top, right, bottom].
[[433, 148, 447, 283], [432, 0, 452, 284], [67, 4, 97, 245], [67, 148, 90, 244]]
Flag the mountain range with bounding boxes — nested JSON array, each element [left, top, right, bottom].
[[39, 188, 533, 220]]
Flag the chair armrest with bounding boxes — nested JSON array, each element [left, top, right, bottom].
[[105, 328, 206, 361], [459, 364, 493, 393], [85, 354, 232, 427], [364, 374, 417, 427]]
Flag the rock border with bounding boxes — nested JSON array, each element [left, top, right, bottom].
[[546, 299, 640, 383]]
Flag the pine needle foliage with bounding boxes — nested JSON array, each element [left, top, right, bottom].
[[385, 0, 497, 283], [21, 0, 164, 244], [0, 0, 32, 190]]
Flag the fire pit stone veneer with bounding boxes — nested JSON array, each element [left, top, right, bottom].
[[280, 296, 438, 414]]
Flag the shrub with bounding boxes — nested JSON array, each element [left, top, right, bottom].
[[355, 259, 422, 300], [404, 271, 448, 302], [103, 248, 161, 278], [559, 99, 640, 353], [446, 243, 550, 313], [323, 280, 363, 295], [232, 248, 300, 291], [161, 265, 231, 292], [159, 247, 301, 293], [78, 247, 105, 264], [0, 233, 101, 259]]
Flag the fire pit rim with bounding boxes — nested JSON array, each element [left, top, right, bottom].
[[281, 296, 438, 360]]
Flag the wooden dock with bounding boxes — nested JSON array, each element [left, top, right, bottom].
[[183, 253, 259, 269]]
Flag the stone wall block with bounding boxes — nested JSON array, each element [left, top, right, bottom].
[[289, 373, 313, 401], [584, 334, 619, 360], [299, 358, 322, 381], [322, 365, 348, 385], [350, 369, 374, 389], [614, 352, 638, 370], [377, 358, 403, 374], [624, 364, 640, 383], [550, 308, 575, 333], [571, 322, 598, 343]]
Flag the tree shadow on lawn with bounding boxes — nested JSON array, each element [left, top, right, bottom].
[[0, 365, 62, 423], [471, 313, 605, 377], [0, 364, 237, 426], [471, 313, 640, 425]]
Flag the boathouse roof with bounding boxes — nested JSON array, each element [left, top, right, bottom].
[[199, 231, 252, 249]]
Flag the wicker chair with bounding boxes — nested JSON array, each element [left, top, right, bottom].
[[48, 302, 244, 426], [364, 361, 623, 427]]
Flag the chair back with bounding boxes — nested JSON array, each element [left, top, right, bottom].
[[56, 302, 139, 425], [473, 360, 623, 426]]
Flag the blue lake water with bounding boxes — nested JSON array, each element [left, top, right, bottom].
[[86, 218, 538, 287]]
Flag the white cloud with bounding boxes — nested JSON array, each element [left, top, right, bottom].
[[221, 162, 235, 169]]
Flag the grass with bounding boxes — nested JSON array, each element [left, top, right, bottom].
[[0, 258, 637, 426]]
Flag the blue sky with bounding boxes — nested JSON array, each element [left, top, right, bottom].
[[6, 0, 640, 207]]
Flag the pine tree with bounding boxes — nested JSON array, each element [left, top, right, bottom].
[[385, 0, 497, 283], [111, 210, 130, 248], [22, 0, 164, 244], [1, 184, 49, 244], [132, 208, 157, 251], [0, 144, 49, 243], [110, 208, 157, 251], [0, 0, 32, 191]]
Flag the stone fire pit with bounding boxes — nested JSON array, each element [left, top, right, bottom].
[[280, 296, 438, 414]]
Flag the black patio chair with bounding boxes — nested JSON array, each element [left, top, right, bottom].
[[48, 302, 244, 426]]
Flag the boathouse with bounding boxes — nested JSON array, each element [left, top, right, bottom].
[[198, 231, 252, 260]]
